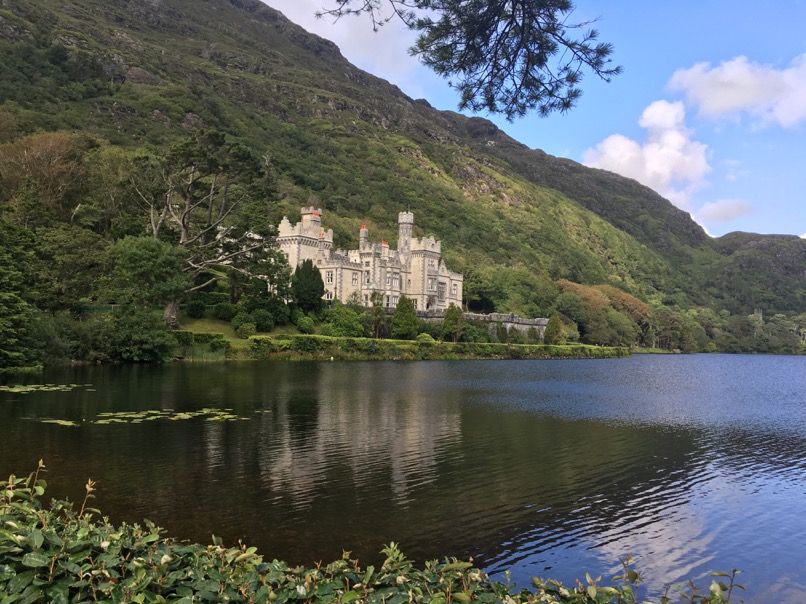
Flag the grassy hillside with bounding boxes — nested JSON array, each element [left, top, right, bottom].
[[1, 0, 804, 318]]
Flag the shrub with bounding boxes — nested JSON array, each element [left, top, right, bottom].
[[106, 306, 174, 363], [235, 322, 257, 339], [172, 331, 195, 346], [192, 332, 225, 344], [251, 309, 274, 332], [231, 312, 255, 331], [185, 300, 207, 319], [213, 302, 238, 321], [296, 315, 314, 334], [416, 332, 436, 346], [209, 336, 230, 353]]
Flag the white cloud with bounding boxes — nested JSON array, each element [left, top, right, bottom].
[[801, 234, 806, 239], [582, 100, 711, 211], [668, 54, 806, 127], [696, 199, 753, 223]]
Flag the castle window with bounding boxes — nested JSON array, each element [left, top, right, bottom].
[[364, 261, 370, 267], [412, 299, 418, 309], [325, 290, 333, 301], [428, 278, 435, 291], [352, 273, 359, 286], [438, 282, 446, 301], [365, 270, 370, 284], [326, 271, 333, 284], [392, 273, 400, 288], [452, 283, 458, 297]]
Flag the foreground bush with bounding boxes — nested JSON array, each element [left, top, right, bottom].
[[0, 464, 742, 603]]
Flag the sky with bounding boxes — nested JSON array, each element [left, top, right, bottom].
[[262, 1, 806, 239]]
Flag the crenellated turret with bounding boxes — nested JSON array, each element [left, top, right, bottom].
[[398, 211, 413, 257]]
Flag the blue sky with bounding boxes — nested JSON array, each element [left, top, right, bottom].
[[263, 1, 806, 238]]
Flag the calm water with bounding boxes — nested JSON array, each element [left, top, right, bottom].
[[2, 355, 805, 602]]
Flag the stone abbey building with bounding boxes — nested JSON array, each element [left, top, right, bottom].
[[278, 207, 463, 310]]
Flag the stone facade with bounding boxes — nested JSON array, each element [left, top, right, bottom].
[[278, 207, 463, 310]]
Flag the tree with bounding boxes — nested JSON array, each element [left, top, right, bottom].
[[33, 225, 112, 310], [0, 132, 87, 228], [543, 313, 563, 344], [291, 259, 325, 314], [318, 0, 621, 120], [370, 290, 388, 338], [391, 295, 419, 340], [0, 236, 33, 369], [322, 302, 365, 337], [111, 237, 190, 320], [442, 303, 465, 342], [131, 130, 276, 326]]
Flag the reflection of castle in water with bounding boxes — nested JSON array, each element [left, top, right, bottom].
[[253, 364, 463, 509]]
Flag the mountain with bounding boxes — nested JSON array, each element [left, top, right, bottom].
[[1, 0, 804, 321]]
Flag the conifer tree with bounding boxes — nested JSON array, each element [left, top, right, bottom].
[[391, 295, 419, 340], [318, 0, 621, 120], [291, 259, 325, 314]]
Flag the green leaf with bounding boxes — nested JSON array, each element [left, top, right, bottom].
[[342, 590, 359, 603], [0, 565, 15, 581], [7, 570, 35, 593], [26, 531, 44, 551], [21, 552, 50, 568]]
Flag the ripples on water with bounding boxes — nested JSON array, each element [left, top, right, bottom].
[[1, 355, 806, 603]]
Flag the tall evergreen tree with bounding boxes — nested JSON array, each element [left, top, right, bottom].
[[291, 259, 325, 314], [391, 295, 419, 340]]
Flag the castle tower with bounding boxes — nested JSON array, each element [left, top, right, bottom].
[[398, 212, 414, 257], [359, 224, 368, 251]]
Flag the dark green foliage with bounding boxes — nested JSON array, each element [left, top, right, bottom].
[[0, 241, 34, 369], [544, 315, 563, 344], [231, 312, 256, 331], [291, 259, 325, 314], [111, 237, 189, 306], [235, 321, 257, 339], [214, 302, 239, 321], [209, 336, 231, 353], [106, 307, 175, 362], [442, 303, 465, 342], [295, 314, 315, 334], [418, 320, 443, 340], [186, 299, 207, 318], [251, 308, 274, 332], [391, 296, 419, 340], [172, 331, 195, 347], [321, 303, 365, 337]]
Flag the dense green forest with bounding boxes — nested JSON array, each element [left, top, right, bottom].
[[1, 0, 804, 369]]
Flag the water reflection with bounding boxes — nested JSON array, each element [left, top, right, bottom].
[[2, 356, 806, 603]]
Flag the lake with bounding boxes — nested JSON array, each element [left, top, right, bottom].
[[2, 355, 805, 602]]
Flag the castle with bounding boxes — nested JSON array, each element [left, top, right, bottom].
[[277, 207, 463, 310]]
